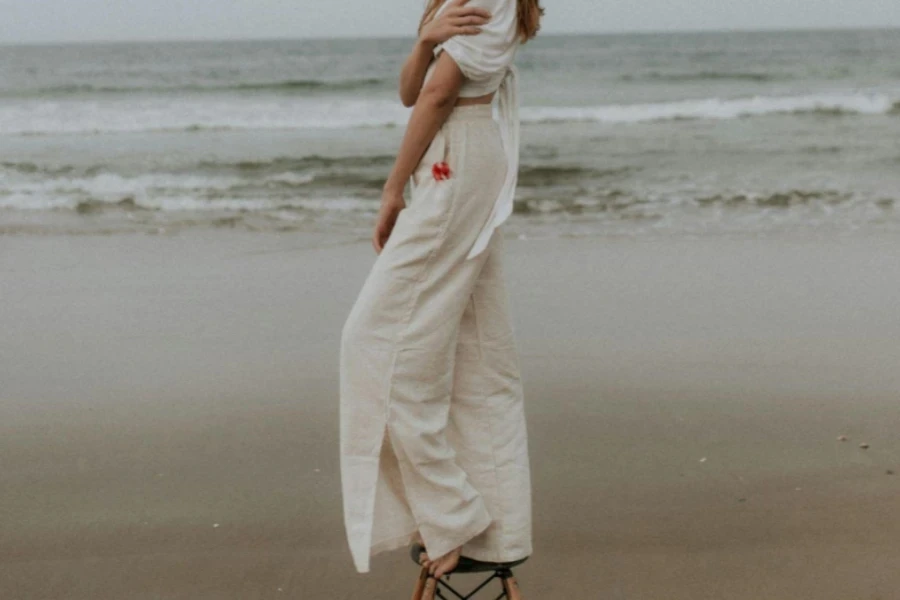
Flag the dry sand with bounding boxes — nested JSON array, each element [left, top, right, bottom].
[[2, 229, 899, 599]]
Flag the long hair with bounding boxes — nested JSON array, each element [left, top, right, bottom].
[[419, 0, 544, 43]]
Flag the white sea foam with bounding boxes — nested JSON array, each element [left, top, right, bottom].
[[267, 172, 317, 186], [0, 91, 896, 136], [0, 166, 378, 213], [521, 92, 897, 124], [0, 97, 411, 136], [0, 172, 246, 209]]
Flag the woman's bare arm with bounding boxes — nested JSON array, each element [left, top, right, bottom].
[[385, 51, 464, 195], [374, 52, 466, 252], [398, 39, 438, 108], [398, 0, 490, 108]]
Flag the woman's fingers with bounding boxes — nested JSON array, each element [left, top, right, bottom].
[[372, 197, 404, 254], [421, 0, 489, 44], [372, 218, 391, 253], [450, 14, 489, 26], [449, 7, 491, 20], [371, 229, 382, 253]]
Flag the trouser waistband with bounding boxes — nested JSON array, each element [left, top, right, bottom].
[[445, 103, 494, 123]]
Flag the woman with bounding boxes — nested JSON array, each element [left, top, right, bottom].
[[339, 0, 544, 585]]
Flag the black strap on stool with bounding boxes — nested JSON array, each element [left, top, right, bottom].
[[410, 543, 527, 599]]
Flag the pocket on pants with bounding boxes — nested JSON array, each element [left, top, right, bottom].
[[406, 127, 459, 231], [411, 128, 449, 189]]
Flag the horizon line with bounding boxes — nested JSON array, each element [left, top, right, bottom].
[[1, 24, 898, 48]]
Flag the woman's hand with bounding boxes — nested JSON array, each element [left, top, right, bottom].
[[419, 0, 491, 46], [372, 187, 406, 254]]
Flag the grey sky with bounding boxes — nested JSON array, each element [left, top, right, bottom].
[[2, 0, 899, 44]]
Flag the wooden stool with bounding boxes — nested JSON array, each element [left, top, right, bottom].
[[409, 543, 527, 600]]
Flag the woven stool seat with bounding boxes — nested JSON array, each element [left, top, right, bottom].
[[408, 543, 527, 599], [409, 543, 528, 573]]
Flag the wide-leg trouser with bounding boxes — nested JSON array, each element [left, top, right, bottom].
[[339, 104, 532, 574]]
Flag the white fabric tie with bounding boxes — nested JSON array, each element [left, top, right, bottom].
[[466, 64, 518, 259]]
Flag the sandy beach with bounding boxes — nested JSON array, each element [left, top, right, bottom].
[[2, 228, 900, 599]]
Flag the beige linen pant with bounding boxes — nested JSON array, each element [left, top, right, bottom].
[[339, 104, 532, 574]]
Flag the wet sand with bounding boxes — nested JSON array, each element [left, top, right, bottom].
[[2, 229, 899, 599]]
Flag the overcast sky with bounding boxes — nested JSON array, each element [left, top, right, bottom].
[[2, 0, 899, 44]]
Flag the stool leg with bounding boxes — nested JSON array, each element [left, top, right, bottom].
[[502, 575, 524, 600], [410, 566, 428, 600], [421, 575, 438, 600]]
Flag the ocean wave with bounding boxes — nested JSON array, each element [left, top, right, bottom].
[[511, 189, 896, 216], [2, 167, 895, 240], [695, 190, 855, 208], [233, 78, 385, 92], [61, 195, 379, 215], [198, 155, 393, 190], [0, 155, 397, 178], [0, 97, 411, 135], [620, 71, 784, 83], [1, 158, 636, 198], [0, 171, 249, 211], [521, 92, 898, 124], [0, 165, 387, 213], [2, 91, 896, 136], [196, 154, 396, 173], [517, 165, 636, 187], [11, 189, 877, 217], [0, 161, 85, 176], [73, 197, 148, 214], [0, 78, 387, 98]]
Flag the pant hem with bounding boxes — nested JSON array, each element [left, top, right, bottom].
[[420, 506, 493, 561], [370, 530, 419, 559]]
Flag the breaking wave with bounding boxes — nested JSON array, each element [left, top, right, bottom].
[[2, 91, 896, 136], [0, 78, 387, 98]]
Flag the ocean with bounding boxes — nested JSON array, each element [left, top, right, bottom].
[[1, 29, 899, 239]]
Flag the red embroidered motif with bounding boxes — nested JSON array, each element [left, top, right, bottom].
[[431, 161, 451, 181]]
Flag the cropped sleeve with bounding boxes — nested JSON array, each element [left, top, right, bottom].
[[432, 0, 518, 83]]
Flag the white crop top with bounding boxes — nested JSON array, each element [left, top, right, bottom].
[[421, 0, 521, 260]]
